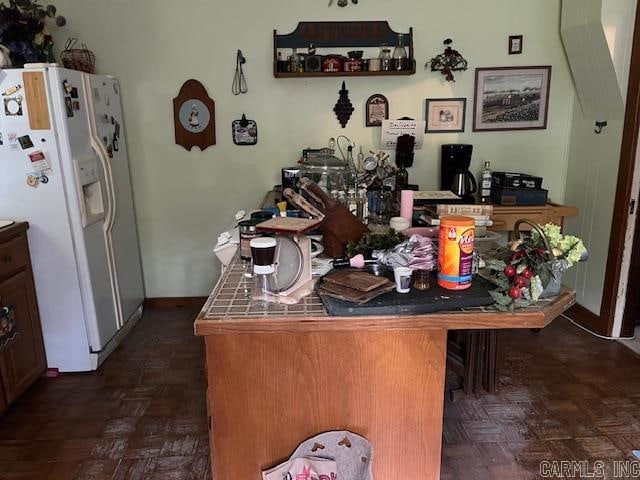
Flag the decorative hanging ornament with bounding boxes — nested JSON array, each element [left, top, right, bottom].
[[333, 81, 354, 128], [427, 39, 468, 82]]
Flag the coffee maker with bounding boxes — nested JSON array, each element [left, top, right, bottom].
[[441, 144, 477, 202]]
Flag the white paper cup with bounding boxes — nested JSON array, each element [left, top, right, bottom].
[[394, 267, 413, 294]]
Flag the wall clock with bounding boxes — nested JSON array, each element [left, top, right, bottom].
[[173, 79, 216, 151]]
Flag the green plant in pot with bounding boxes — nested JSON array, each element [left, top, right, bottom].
[[486, 220, 587, 311], [0, 0, 67, 67]]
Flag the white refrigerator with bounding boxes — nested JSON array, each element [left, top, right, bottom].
[[0, 65, 145, 372]]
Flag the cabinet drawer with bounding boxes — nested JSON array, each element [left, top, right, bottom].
[[0, 235, 29, 280]]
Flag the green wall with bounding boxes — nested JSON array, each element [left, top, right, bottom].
[[53, 0, 576, 297]]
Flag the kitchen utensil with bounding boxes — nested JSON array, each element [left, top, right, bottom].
[[298, 177, 369, 254], [283, 188, 326, 219], [232, 49, 248, 95]]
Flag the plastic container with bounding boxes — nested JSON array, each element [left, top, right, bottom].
[[437, 216, 475, 290]]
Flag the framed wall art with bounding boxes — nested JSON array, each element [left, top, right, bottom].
[[173, 79, 216, 151], [473, 66, 551, 132], [365, 94, 389, 127], [425, 97, 466, 133], [509, 35, 523, 54]]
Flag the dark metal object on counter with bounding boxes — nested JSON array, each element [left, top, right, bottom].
[[239, 220, 262, 261]]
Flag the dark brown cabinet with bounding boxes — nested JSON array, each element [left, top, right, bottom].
[[0, 223, 46, 414]]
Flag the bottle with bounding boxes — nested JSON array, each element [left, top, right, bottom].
[[395, 166, 408, 190], [346, 145, 358, 191], [393, 34, 408, 71], [347, 189, 357, 216], [357, 188, 369, 223], [379, 46, 392, 71], [481, 161, 493, 204]]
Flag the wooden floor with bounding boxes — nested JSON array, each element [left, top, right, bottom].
[[0, 310, 639, 479]]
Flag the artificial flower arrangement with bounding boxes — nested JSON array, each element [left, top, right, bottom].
[[486, 221, 587, 311], [0, 0, 66, 67]]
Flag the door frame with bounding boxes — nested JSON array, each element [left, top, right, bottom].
[[568, 4, 640, 335], [569, 4, 640, 336]]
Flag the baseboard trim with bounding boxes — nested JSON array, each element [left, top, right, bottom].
[[144, 297, 207, 310], [565, 303, 608, 336]]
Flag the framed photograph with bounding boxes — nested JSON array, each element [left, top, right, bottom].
[[365, 94, 389, 127], [509, 35, 523, 54], [425, 98, 466, 133], [473, 66, 551, 132]]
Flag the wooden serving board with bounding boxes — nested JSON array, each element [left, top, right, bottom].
[[317, 272, 494, 316], [256, 217, 322, 235], [319, 279, 395, 305], [322, 269, 389, 292]]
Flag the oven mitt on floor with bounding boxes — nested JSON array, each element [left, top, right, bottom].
[[262, 456, 337, 480], [290, 430, 374, 480]]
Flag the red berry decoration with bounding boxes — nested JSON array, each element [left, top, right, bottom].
[[514, 276, 528, 288], [512, 251, 524, 260], [521, 268, 533, 279], [508, 287, 522, 299], [503, 265, 516, 277]]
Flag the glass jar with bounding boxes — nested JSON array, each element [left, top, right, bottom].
[[379, 47, 392, 72], [393, 34, 408, 71]]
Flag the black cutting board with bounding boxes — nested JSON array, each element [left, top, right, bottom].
[[317, 271, 494, 317]]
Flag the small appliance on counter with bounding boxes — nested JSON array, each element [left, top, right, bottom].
[[299, 147, 349, 193], [490, 171, 547, 206], [441, 144, 477, 202]]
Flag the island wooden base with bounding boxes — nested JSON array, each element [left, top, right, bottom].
[[204, 329, 447, 479]]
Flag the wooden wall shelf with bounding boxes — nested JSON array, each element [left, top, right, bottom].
[[274, 21, 415, 79], [274, 68, 416, 78]]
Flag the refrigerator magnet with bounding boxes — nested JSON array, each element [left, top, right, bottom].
[[18, 135, 34, 149], [26, 174, 39, 188], [231, 114, 258, 146], [28, 150, 50, 172], [64, 97, 74, 118], [70, 87, 78, 99], [62, 79, 73, 95], [72, 101, 80, 111], [2, 84, 22, 97], [4, 96, 23, 116]]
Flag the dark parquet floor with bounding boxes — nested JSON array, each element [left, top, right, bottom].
[[0, 309, 638, 479]]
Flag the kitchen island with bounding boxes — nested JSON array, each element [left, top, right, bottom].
[[194, 256, 576, 479]]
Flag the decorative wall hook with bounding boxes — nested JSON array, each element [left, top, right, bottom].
[[427, 39, 468, 82], [594, 120, 608, 134]]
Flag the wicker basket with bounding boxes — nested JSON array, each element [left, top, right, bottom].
[[60, 38, 95, 74], [514, 218, 562, 298]]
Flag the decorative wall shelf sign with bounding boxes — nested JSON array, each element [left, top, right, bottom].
[[365, 94, 389, 127], [173, 79, 216, 151]]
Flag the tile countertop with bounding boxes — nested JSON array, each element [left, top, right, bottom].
[[194, 254, 577, 335]]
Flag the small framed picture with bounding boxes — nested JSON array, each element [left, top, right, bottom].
[[509, 35, 523, 55], [425, 98, 466, 133], [365, 94, 389, 127], [473, 66, 551, 132]]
